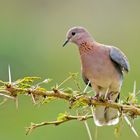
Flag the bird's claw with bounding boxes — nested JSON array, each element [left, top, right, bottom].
[[91, 94, 99, 101]]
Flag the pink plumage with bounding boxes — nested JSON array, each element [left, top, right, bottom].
[[63, 26, 129, 126]]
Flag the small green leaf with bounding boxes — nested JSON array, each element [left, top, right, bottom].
[[57, 112, 68, 121], [36, 87, 47, 92], [114, 125, 121, 137], [69, 72, 78, 79], [20, 83, 31, 88], [42, 97, 56, 104], [71, 96, 88, 108], [63, 87, 73, 94], [114, 114, 124, 137], [126, 92, 138, 105], [16, 77, 40, 84]]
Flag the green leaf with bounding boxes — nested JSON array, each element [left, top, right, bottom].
[[114, 114, 124, 137], [114, 125, 121, 137], [63, 87, 73, 94], [57, 112, 68, 121], [71, 96, 88, 108], [16, 77, 40, 84], [36, 87, 47, 92], [42, 97, 56, 104], [126, 92, 138, 105], [69, 72, 78, 78], [18, 83, 31, 88]]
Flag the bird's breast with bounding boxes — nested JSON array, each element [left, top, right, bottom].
[[80, 47, 121, 88]]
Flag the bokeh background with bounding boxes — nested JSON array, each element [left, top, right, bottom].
[[0, 0, 140, 140]]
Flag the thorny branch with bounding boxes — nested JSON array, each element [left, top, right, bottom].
[[26, 114, 93, 135], [0, 75, 140, 136]]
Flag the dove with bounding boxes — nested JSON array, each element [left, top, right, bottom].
[[63, 26, 130, 126]]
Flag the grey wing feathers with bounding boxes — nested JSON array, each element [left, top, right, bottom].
[[109, 47, 130, 72]]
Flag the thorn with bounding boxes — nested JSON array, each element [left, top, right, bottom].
[[124, 115, 139, 137], [133, 81, 136, 97], [31, 93, 37, 105], [90, 106, 94, 123], [94, 125, 98, 140], [84, 120, 93, 140], [104, 88, 109, 100], [0, 92, 15, 100], [58, 76, 72, 88], [15, 96, 19, 110], [83, 81, 91, 93], [0, 98, 8, 106], [8, 65, 12, 84]]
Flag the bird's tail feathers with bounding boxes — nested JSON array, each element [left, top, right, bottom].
[[94, 106, 119, 126]]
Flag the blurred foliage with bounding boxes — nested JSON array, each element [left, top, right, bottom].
[[0, 0, 140, 140]]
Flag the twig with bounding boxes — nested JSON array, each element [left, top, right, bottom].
[[1, 85, 140, 116], [0, 76, 140, 136], [26, 114, 93, 135]]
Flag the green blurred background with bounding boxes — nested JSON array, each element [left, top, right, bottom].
[[0, 0, 140, 140]]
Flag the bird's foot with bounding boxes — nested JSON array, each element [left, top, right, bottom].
[[91, 94, 99, 101], [91, 94, 111, 103], [99, 96, 108, 102]]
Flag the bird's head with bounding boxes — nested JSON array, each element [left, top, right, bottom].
[[63, 26, 91, 47]]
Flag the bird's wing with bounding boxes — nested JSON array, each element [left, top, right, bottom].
[[82, 73, 92, 87], [109, 46, 130, 72]]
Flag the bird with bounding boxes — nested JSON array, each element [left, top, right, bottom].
[[63, 26, 130, 126]]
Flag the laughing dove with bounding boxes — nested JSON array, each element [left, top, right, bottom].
[[63, 27, 130, 126]]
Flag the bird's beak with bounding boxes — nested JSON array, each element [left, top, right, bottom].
[[63, 39, 69, 47]]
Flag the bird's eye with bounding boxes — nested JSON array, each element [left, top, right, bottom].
[[72, 32, 76, 36]]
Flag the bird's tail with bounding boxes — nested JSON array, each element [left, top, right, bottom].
[[93, 105, 119, 126]]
